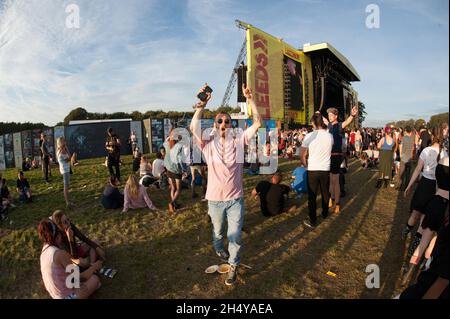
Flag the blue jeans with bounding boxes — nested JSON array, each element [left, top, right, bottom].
[[208, 197, 245, 266], [19, 187, 30, 202]]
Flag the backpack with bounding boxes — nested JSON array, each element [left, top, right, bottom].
[[291, 166, 308, 194]]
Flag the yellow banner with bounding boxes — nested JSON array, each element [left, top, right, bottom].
[[246, 27, 284, 120], [246, 25, 313, 124]]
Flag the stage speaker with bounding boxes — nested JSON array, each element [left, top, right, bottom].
[[237, 63, 247, 103]]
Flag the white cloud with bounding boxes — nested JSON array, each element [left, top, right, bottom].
[[0, 0, 448, 127], [0, 0, 240, 125]]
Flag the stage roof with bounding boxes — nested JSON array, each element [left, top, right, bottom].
[[302, 42, 361, 82]]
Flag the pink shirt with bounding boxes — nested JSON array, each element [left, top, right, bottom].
[[202, 131, 248, 201], [123, 185, 155, 212], [40, 245, 74, 299]]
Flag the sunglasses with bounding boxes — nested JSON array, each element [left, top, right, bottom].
[[216, 119, 230, 125]]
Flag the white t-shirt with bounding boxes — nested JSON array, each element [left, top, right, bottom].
[[302, 129, 334, 171], [152, 158, 165, 178], [420, 145, 448, 180]]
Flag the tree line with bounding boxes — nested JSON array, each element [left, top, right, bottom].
[[0, 106, 241, 135], [0, 101, 380, 135], [386, 112, 448, 130], [60, 106, 243, 126], [0, 122, 47, 136]]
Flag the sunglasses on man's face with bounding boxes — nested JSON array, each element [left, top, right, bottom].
[[216, 119, 230, 125]]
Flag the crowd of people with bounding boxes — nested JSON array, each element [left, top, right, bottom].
[[1, 84, 448, 299]]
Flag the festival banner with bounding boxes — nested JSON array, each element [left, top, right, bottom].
[[13, 132, 22, 168], [163, 119, 174, 141], [3, 134, 15, 168], [0, 136, 5, 170], [32, 129, 41, 159], [151, 119, 164, 153], [21, 130, 33, 161], [246, 26, 284, 121], [42, 127, 55, 160], [53, 126, 65, 144], [142, 119, 151, 153], [245, 24, 313, 124], [130, 121, 144, 153]]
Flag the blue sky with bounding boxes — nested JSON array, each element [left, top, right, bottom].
[[0, 0, 448, 127]]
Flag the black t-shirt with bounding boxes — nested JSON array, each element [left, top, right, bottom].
[[16, 178, 30, 191], [1, 184, 9, 199], [255, 181, 290, 217], [132, 157, 141, 173], [106, 134, 121, 157], [328, 122, 343, 153], [420, 131, 431, 150]]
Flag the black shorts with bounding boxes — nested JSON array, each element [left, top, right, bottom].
[[167, 170, 182, 180], [330, 155, 343, 174], [410, 177, 436, 214], [421, 195, 449, 231]]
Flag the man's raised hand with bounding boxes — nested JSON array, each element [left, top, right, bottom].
[[242, 84, 253, 100]]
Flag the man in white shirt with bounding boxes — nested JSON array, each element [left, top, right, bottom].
[[300, 113, 334, 228], [152, 152, 166, 179]]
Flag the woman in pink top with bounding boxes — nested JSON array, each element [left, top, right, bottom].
[[38, 219, 102, 299], [122, 174, 158, 213]]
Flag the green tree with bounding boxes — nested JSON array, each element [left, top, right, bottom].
[[357, 101, 367, 126], [63, 107, 88, 125], [0, 122, 46, 135], [428, 112, 449, 129]]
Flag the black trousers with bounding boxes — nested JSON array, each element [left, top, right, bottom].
[[339, 171, 346, 193], [107, 155, 120, 181], [307, 171, 330, 224], [42, 156, 50, 182]]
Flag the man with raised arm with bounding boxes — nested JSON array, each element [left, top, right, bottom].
[[190, 84, 261, 286], [319, 105, 358, 214]]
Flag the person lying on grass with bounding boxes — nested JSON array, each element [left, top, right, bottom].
[[122, 174, 159, 213], [38, 219, 102, 299], [51, 210, 106, 269]]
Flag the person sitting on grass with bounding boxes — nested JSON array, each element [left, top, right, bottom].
[[16, 171, 32, 203], [122, 174, 158, 213], [139, 155, 152, 177], [38, 219, 102, 299], [22, 158, 31, 171], [0, 178, 15, 208], [252, 172, 292, 217], [31, 157, 40, 169], [360, 152, 369, 169], [51, 210, 106, 269], [101, 175, 124, 209]]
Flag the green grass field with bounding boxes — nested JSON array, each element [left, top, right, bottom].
[[0, 155, 416, 298]]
